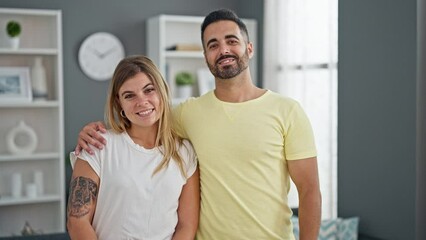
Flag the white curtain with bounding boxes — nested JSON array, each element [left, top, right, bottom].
[[263, 0, 338, 219]]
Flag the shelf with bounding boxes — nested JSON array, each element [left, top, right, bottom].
[[165, 51, 204, 58], [0, 7, 65, 235], [0, 48, 58, 55], [0, 8, 60, 16], [0, 194, 62, 206], [0, 152, 60, 162], [0, 101, 60, 108]]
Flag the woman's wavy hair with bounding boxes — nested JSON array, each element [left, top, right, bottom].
[[105, 55, 186, 177]]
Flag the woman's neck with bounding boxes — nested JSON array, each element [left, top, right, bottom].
[[127, 125, 158, 149]]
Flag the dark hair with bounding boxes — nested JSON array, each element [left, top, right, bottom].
[[201, 9, 249, 44]]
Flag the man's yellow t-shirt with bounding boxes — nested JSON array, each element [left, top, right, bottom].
[[173, 90, 317, 240]]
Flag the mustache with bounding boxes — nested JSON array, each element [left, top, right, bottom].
[[216, 55, 237, 64]]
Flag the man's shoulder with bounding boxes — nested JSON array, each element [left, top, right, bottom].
[[263, 90, 300, 108], [178, 91, 213, 108]]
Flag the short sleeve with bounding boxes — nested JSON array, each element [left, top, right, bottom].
[[284, 102, 317, 160], [179, 139, 198, 179], [172, 101, 190, 139], [69, 132, 109, 177]]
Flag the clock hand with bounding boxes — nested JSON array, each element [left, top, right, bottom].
[[99, 47, 117, 58], [89, 47, 103, 57]]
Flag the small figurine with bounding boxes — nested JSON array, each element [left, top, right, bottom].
[[21, 221, 36, 236]]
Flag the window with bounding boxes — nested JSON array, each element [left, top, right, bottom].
[[263, 0, 338, 219]]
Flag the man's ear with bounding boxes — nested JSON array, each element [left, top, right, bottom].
[[247, 42, 254, 59]]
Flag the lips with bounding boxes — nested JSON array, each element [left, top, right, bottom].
[[216, 55, 237, 65], [136, 108, 154, 117]]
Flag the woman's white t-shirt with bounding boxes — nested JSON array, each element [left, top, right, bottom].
[[70, 130, 197, 240]]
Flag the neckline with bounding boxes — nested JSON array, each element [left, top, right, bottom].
[[211, 89, 270, 105], [123, 131, 160, 153]]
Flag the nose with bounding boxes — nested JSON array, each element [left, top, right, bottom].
[[136, 94, 148, 107], [219, 44, 230, 55]]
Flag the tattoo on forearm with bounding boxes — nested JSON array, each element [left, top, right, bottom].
[[67, 176, 98, 218]]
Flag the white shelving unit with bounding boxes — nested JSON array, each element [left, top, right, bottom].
[[0, 8, 65, 237], [147, 15, 257, 104]]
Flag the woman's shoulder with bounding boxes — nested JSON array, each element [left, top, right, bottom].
[[176, 139, 196, 161], [103, 129, 125, 140], [178, 139, 195, 153]]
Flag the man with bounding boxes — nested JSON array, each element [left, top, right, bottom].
[[76, 9, 321, 240]]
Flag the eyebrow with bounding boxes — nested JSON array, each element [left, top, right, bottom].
[[206, 34, 240, 47], [120, 83, 153, 97]]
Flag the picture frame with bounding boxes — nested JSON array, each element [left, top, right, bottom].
[[0, 67, 32, 102], [197, 68, 215, 96]]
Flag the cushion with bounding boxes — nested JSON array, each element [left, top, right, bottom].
[[337, 217, 359, 240], [291, 216, 359, 240]]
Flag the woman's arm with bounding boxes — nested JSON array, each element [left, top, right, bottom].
[[67, 159, 100, 240], [172, 167, 200, 240]]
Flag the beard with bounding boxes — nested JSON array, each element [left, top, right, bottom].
[[207, 49, 250, 79]]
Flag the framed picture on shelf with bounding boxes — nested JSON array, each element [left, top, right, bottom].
[[0, 67, 32, 102], [197, 68, 215, 96]]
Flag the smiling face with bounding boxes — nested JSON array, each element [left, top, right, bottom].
[[117, 72, 161, 131], [203, 20, 253, 80]]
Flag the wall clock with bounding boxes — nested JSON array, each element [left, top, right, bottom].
[[78, 32, 125, 81]]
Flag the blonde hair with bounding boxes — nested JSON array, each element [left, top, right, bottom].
[[105, 55, 187, 177]]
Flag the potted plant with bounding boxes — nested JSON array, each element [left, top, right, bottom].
[[175, 71, 195, 98], [6, 20, 21, 49]]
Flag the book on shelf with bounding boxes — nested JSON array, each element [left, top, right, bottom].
[[166, 43, 202, 51]]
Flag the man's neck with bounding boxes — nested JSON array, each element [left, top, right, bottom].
[[213, 70, 266, 103]]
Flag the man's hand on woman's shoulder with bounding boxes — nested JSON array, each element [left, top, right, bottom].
[[75, 121, 107, 155]]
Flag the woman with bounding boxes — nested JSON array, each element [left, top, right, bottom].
[[67, 55, 199, 240]]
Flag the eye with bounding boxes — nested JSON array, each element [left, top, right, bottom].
[[144, 87, 156, 94], [228, 39, 238, 45], [208, 43, 218, 50], [123, 93, 134, 99]]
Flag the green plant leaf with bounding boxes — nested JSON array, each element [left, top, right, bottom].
[[6, 21, 21, 38], [175, 72, 195, 86]]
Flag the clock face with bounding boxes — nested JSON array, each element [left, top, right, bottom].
[[78, 32, 125, 81]]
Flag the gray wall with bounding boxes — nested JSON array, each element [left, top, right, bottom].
[[0, 0, 263, 155], [338, 0, 417, 239], [417, 0, 426, 239]]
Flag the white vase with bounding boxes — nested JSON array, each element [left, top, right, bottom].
[[26, 183, 38, 198], [34, 170, 44, 196], [6, 120, 38, 155], [31, 57, 48, 100], [11, 172, 22, 198], [9, 37, 20, 49], [177, 85, 193, 99]]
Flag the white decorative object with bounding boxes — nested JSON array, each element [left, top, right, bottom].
[[6, 121, 38, 155], [26, 183, 37, 198], [78, 32, 125, 81], [176, 85, 192, 99], [31, 57, 48, 100], [34, 170, 44, 196], [11, 172, 22, 198], [6, 20, 21, 49], [9, 37, 20, 49]]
